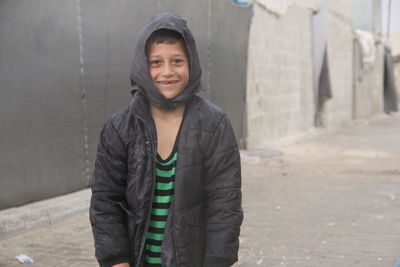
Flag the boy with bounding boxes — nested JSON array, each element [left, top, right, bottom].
[[90, 13, 243, 267]]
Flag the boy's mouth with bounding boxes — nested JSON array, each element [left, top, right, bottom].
[[157, 80, 179, 86]]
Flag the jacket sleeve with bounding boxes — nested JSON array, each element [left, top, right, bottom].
[[89, 118, 131, 267], [203, 115, 243, 267]]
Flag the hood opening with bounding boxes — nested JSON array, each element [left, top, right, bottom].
[[130, 12, 203, 110]]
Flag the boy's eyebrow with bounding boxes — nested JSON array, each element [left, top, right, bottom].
[[148, 53, 186, 58]]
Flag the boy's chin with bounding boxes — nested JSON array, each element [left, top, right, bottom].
[[158, 90, 184, 100]]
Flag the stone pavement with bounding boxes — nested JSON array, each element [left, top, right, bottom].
[[0, 214, 95, 267], [1, 114, 400, 267]]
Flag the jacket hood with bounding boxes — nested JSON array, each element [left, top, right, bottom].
[[130, 12, 203, 110]]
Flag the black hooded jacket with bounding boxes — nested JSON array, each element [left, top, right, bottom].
[[90, 13, 243, 267]]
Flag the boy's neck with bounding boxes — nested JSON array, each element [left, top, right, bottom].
[[149, 102, 186, 120]]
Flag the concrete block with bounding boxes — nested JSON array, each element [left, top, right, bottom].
[[0, 189, 91, 241]]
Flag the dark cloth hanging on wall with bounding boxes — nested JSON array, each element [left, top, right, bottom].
[[384, 46, 398, 114], [312, 0, 332, 127], [315, 45, 332, 126]]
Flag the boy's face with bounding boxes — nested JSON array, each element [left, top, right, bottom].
[[147, 40, 189, 100]]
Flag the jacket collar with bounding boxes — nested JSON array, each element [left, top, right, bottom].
[[129, 89, 154, 125]]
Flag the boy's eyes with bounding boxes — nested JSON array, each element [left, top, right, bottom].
[[149, 60, 161, 67], [148, 58, 186, 67], [172, 58, 185, 65]]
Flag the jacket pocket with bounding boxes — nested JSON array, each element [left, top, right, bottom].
[[175, 203, 206, 249], [177, 241, 204, 267]]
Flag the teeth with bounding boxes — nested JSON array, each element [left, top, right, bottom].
[[160, 81, 176, 84]]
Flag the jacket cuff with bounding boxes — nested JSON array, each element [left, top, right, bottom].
[[203, 256, 232, 267], [99, 256, 131, 267]]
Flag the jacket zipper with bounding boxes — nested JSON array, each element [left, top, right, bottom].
[[137, 123, 157, 266], [134, 101, 188, 266]]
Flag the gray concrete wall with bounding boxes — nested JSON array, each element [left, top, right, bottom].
[[0, 1, 86, 210], [395, 61, 400, 104], [321, 0, 354, 127], [352, 0, 385, 119], [246, 0, 359, 149], [246, 1, 315, 148], [0, 1, 251, 210], [353, 40, 385, 119]]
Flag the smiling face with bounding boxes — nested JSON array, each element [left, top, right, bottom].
[[147, 40, 189, 100]]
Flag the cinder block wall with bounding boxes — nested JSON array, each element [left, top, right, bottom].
[[246, 0, 355, 149], [246, 2, 314, 149], [322, 1, 354, 127], [395, 62, 400, 103], [371, 45, 385, 113], [353, 41, 384, 119]]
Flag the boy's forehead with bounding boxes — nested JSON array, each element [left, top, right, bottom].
[[147, 40, 189, 57]]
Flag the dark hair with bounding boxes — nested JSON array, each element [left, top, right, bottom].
[[145, 28, 186, 55]]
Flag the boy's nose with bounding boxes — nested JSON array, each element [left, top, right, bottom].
[[161, 63, 174, 76]]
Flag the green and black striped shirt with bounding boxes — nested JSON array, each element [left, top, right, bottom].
[[144, 150, 177, 266]]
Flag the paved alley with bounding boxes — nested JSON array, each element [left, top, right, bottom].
[[1, 114, 400, 267]]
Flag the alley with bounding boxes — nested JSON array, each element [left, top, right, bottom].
[[1, 114, 400, 267]]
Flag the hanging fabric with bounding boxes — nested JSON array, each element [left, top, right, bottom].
[[312, 0, 332, 127], [384, 45, 399, 113]]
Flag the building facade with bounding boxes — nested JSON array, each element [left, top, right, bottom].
[[246, 0, 387, 149]]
